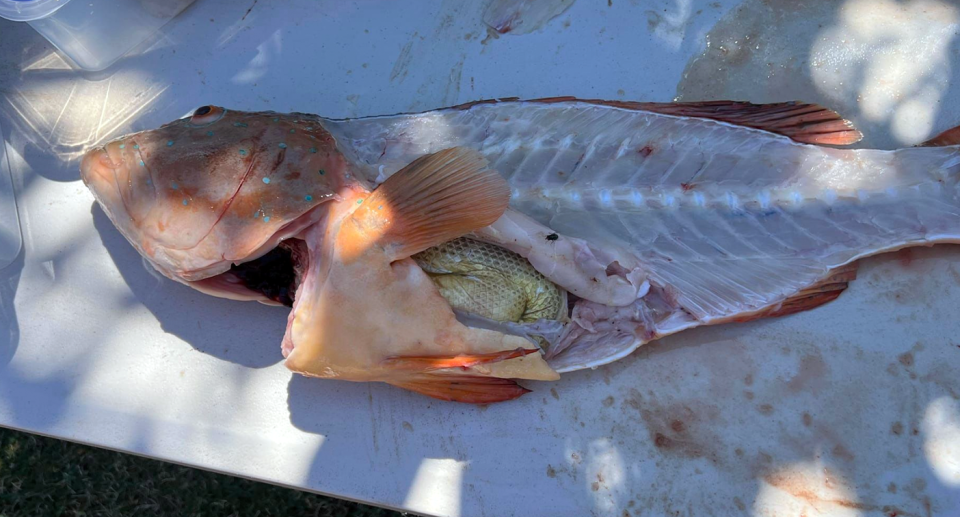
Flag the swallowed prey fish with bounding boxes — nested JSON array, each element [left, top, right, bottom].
[[80, 98, 960, 403]]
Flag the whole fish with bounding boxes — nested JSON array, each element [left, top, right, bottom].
[[80, 98, 960, 403]]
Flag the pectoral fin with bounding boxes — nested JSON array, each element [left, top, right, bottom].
[[338, 147, 510, 263]]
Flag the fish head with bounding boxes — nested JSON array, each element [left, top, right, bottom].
[[81, 106, 350, 284]]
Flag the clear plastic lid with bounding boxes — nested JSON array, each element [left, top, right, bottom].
[[0, 121, 23, 269], [0, 0, 71, 22]]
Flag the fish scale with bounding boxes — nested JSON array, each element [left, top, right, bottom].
[[413, 237, 567, 325]]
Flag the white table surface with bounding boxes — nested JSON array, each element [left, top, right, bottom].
[[2, 0, 960, 515]]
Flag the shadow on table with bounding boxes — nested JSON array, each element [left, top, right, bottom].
[[91, 203, 285, 368], [0, 247, 23, 370], [0, 245, 83, 430]]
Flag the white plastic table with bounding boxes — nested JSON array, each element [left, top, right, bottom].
[[2, 1, 960, 515]]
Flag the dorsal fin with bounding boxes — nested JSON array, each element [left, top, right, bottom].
[[628, 100, 862, 145], [449, 97, 862, 146]]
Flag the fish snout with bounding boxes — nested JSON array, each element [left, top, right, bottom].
[[80, 139, 154, 227], [80, 143, 122, 190]]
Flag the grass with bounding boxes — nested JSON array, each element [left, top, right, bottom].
[[0, 427, 401, 517]]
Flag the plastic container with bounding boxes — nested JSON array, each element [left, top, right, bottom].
[[0, 121, 22, 269], [0, 0, 197, 71]]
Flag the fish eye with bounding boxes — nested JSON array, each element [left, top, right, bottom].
[[189, 105, 225, 127]]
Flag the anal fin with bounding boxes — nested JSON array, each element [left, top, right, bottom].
[[387, 375, 531, 404], [729, 262, 859, 324], [919, 124, 960, 146]]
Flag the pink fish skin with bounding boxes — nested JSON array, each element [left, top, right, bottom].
[[81, 106, 349, 289]]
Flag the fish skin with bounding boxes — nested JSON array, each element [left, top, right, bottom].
[[414, 236, 569, 350], [81, 106, 351, 284], [80, 97, 960, 398], [413, 236, 567, 324]]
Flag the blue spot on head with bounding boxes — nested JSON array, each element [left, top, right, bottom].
[[318, 169, 325, 175], [263, 216, 271, 223], [132, 144, 139, 149], [305, 127, 313, 130], [139, 160, 145, 167], [167, 140, 174, 147], [146, 179, 152, 185], [262, 177, 271, 184], [239, 149, 247, 156], [119, 144, 125, 149], [171, 182, 179, 190], [309, 147, 317, 153], [206, 131, 214, 137], [182, 199, 189, 206], [305, 195, 313, 202], [357, 199, 363, 205], [273, 117, 279, 122], [233, 122, 248, 127], [290, 129, 296, 133], [278, 143, 287, 149]]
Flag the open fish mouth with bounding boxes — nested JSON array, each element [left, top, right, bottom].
[[218, 238, 310, 307]]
